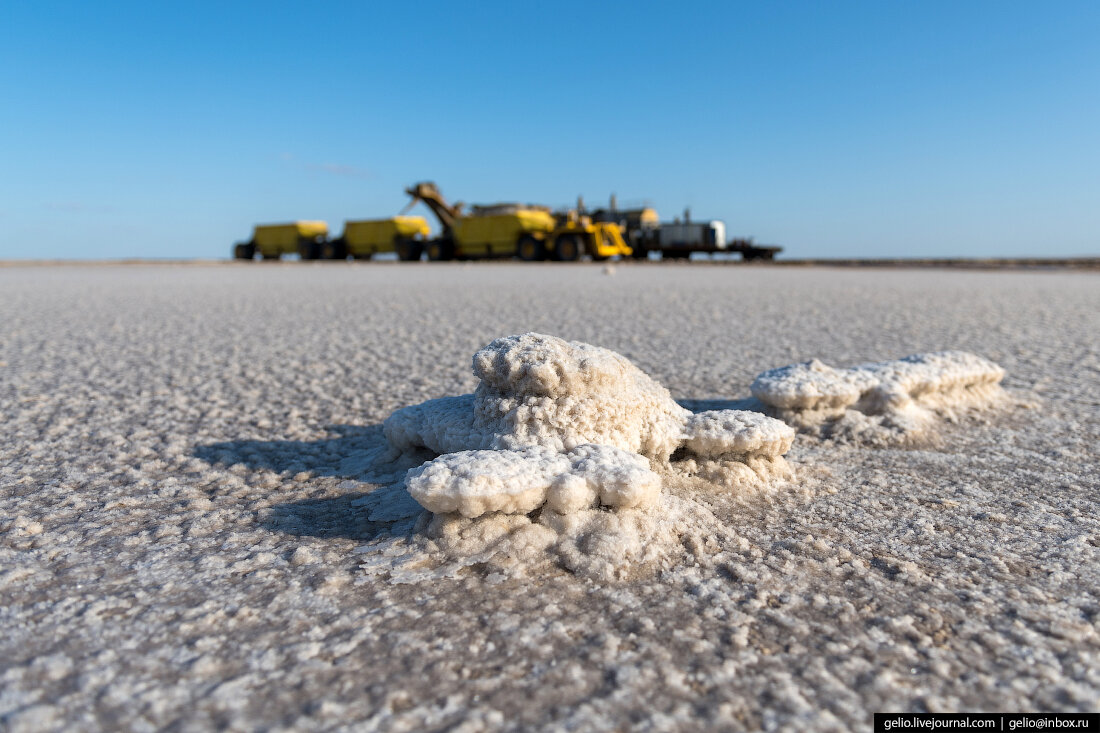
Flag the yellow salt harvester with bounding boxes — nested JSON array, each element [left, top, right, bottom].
[[403, 182, 632, 261]]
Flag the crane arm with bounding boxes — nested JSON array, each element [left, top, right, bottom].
[[404, 182, 461, 235]]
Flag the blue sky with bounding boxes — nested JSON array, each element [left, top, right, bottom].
[[2, 1, 1098, 259]]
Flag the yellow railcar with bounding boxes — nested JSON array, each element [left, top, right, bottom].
[[327, 216, 430, 261], [234, 221, 328, 260]]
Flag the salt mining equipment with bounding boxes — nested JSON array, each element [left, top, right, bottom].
[[322, 216, 431, 261], [231, 184, 783, 261], [234, 218, 430, 262], [591, 199, 782, 261], [402, 182, 634, 261], [233, 221, 329, 260]]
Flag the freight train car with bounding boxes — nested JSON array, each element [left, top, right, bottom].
[[324, 216, 431, 261], [234, 221, 329, 260]]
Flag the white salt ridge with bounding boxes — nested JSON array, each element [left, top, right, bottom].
[[751, 350, 1006, 440]]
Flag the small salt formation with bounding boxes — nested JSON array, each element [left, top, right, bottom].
[[373, 333, 795, 579], [751, 351, 1006, 441]]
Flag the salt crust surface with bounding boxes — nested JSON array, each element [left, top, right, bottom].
[[752, 350, 1007, 442], [2, 265, 1098, 731]]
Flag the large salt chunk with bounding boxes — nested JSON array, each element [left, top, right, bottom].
[[373, 333, 806, 578]]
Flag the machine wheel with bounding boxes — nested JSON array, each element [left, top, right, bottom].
[[426, 240, 455, 261], [553, 234, 582, 262], [298, 239, 321, 261], [743, 248, 776, 262], [233, 241, 256, 260], [516, 235, 546, 262], [323, 238, 348, 260], [395, 238, 423, 262]]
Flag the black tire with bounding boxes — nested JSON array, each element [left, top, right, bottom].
[[323, 238, 348, 260], [743, 249, 776, 262], [395, 238, 423, 262], [426, 240, 455, 261], [298, 239, 321, 261], [553, 234, 582, 262], [233, 241, 256, 260], [517, 235, 546, 262]]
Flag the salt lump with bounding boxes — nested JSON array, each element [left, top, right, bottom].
[[374, 333, 795, 580], [751, 351, 1005, 440]]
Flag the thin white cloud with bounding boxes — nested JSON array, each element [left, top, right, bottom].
[[278, 153, 370, 179], [303, 162, 371, 178], [44, 202, 117, 214]]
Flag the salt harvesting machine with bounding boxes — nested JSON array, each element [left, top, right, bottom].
[[232, 182, 781, 262]]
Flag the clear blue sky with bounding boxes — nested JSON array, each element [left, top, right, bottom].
[[2, 1, 1098, 259]]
